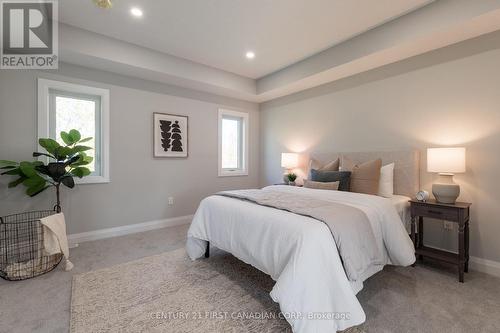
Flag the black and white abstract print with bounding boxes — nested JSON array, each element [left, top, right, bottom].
[[154, 113, 188, 157], [159, 120, 183, 152]]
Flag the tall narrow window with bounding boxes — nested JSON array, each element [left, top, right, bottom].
[[50, 90, 100, 174], [218, 109, 248, 176], [38, 79, 110, 184]]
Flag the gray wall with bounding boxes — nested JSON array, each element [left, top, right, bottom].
[[260, 32, 500, 263], [2, 31, 500, 265], [0, 63, 260, 234]]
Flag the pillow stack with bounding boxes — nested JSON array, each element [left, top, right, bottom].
[[307, 156, 395, 197], [309, 158, 352, 191]]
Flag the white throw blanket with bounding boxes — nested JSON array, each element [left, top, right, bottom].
[[40, 213, 74, 271]]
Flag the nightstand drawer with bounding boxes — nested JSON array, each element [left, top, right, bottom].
[[411, 204, 459, 222]]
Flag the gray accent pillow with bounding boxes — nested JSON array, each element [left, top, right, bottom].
[[310, 169, 351, 191]]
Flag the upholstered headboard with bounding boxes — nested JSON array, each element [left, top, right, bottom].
[[309, 150, 420, 198]]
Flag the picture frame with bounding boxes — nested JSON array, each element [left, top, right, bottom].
[[153, 112, 188, 158]]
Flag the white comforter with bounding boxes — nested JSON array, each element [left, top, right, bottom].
[[186, 186, 415, 332]]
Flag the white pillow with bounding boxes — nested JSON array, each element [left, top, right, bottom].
[[378, 162, 395, 198]]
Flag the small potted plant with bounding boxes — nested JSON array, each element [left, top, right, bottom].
[[0, 129, 93, 212], [287, 173, 297, 186]]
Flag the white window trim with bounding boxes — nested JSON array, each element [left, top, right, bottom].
[[37, 78, 110, 184], [218, 109, 249, 177]]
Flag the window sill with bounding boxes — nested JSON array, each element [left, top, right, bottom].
[[218, 170, 248, 177], [75, 176, 110, 184]]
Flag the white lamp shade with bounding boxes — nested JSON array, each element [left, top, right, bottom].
[[281, 153, 299, 169], [427, 147, 466, 173]]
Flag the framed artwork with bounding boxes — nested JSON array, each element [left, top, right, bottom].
[[153, 113, 188, 158]]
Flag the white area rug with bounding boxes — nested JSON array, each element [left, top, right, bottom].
[[71, 248, 364, 332]]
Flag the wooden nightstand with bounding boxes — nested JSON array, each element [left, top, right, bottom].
[[409, 199, 471, 282]]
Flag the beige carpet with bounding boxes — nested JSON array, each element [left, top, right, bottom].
[[71, 248, 364, 333]]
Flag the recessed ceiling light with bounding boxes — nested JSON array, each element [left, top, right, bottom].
[[93, 0, 113, 9], [245, 51, 255, 59], [130, 7, 143, 17]]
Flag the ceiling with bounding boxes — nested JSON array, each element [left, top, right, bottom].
[[59, 0, 433, 79]]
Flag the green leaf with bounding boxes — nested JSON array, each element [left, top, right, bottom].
[[0, 165, 17, 170], [8, 177, 26, 188], [33, 152, 56, 159], [71, 167, 91, 178], [1, 167, 21, 176], [69, 129, 81, 143], [26, 184, 50, 197], [71, 154, 93, 167], [23, 175, 48, 196], [60, 131, 73, 145], [39, 138, 61, 155], [61, 175, 75, 188], [55, 146, 73, 160], [78, 137, 93, 143], [19, 161, 37, 177], [23, 174, 45, 187], [82, 155, 93, 165], [71, 145, 92, 154], [0, 160, 17, 167], [64, 155, 80, 166]]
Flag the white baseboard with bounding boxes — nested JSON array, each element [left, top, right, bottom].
[[469, 256, 500, 278], [420, 245, 500, 278], [68, 215, 193, 248]]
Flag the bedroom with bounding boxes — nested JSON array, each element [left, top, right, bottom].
[[0, 0, 500, 332]]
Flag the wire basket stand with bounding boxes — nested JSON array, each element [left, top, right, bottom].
[[0, 210, 63, 281]]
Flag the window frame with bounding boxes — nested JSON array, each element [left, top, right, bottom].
[[37, 78, 110, 184], [218, 108, 249, 177]]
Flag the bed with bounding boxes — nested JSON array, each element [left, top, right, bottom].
[[187, 150, 420, 332]]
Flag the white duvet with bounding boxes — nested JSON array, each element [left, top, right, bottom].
[[186, 185, 415, 332]]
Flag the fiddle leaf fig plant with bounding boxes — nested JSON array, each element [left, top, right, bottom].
[[0, 129, 93, 212]]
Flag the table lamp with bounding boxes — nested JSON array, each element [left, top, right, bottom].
[[281, 153, 298, 184], [427, 147, 466, 204]]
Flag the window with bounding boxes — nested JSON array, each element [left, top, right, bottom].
[[218, 109, 248, 176], [38, 78, 110, 184]]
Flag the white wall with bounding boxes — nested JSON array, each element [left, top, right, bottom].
[[260, 32, 500, 263], [0, 63, 260, 234]]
